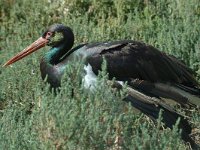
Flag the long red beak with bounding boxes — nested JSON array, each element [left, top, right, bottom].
[[3, 37, 48, 67]]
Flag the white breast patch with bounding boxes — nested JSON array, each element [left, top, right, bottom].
[[83, 64, 125, 91], [83, 64, 98, 90]]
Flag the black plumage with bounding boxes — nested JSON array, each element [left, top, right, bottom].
[[3, 24, 200, 149]]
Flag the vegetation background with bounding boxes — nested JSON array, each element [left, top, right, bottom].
[[0, 0, 200, 149]]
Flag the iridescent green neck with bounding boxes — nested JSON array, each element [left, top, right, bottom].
[[43, 45, 65, 65]]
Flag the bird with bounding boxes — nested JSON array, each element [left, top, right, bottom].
[[3, 24, 200, 148]]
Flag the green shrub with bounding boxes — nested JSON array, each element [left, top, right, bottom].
[[0, 0, 199, 149]]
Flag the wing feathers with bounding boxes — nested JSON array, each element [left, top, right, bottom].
[[128, 79, 200, 107], [110, 81, 199, 149]]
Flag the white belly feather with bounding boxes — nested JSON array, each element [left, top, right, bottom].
[[82, 63, 124, 90], [83, 64, 98, 90]]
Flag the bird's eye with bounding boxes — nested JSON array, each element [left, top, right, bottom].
[[45, 32, 53, 39], [47, 32, 52, 36]]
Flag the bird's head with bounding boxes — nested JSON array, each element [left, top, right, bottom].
[[3, 24, 74, 67]]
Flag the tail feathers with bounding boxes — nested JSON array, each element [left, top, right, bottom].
[[124, 86, 199, 149], [109, 81, 199, 149], [175, 84, 200, 97], [168, 55, 199, 87], [125, 87, 191, 133], [128, 79, 200, 108]]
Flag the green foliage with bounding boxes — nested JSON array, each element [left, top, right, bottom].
[[0, 0, 199, 149]]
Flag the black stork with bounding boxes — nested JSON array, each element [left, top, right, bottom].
[[3, 24, 200, 148]]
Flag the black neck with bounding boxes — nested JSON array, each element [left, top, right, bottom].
[[45, 26, 74, 65]]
